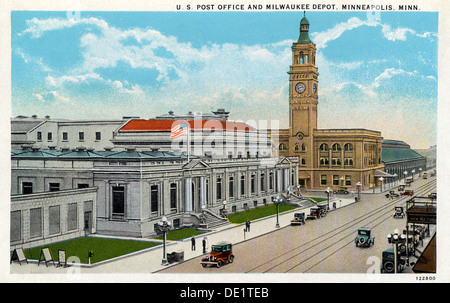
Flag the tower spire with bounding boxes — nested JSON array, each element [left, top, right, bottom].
[[298, 13, 312, 44]]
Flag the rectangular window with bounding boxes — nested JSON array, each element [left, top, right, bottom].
[[251, 174, 256, 194], [79, 132, 84, 141], [10, 211, 21, 242], [22, 182, 33, 194], [37, 131, 42, 141], [67, 203, 78, 231], [170, 183, 177, 210], [30, 207, 42, 238], [216, 177, 222, 200], [77, 183, 89, 189], [49, 205, 61, 235], [95, 132, 101, 141], [260, 173, 265, 192], [151, 185, 159, 213], [269, 172, 273, 190], [49, 183, 60, 192], [333, 175, 339, 186], [62, 132, 68, 141], [345, 175, 352, 186], [228, 176, 234, 198], [320, 175, 327, 186], [47, 132, 53, 141], [240, 175, 245, 196], [112, 186, 125, 217]]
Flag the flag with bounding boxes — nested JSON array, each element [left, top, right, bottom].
[[170, 122, 189, 139]]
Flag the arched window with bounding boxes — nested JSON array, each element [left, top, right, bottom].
[[302, 143, 307, 151], [305, 54, 309, 63], [279, 143, 287, 151], [294, 143, 299, 151], [319, 143, 328, 152], [344, 143, 353, 151], [332, 143, 341, 152], [299, 52, 304, 64]]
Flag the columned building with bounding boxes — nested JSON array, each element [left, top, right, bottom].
[[269, 15, 384, 190]]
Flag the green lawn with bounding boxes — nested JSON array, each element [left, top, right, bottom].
[[227, 204, 297, 224], [155, 227, 204, 241], [24, 237, 160, 264]]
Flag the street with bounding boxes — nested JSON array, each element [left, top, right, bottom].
[[159, 175, 436, 274]]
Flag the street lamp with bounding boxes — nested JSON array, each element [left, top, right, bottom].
[[158, 216, 172, 266], [379, 177, 384, 193], [272, 195, 283, 228], [386, 228, 406, 273], [412, 169, 416, 179], [393, 174, 398, 187], [326, 187, 331, 209], [419, 168, 422, 177], [220, 200, 227, 217], [356, 182, 362, 202]]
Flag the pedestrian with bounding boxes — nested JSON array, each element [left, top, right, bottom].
[[191, 237, 196, 251], [202, 237, 207, 254], [247, 220, 251, 232]]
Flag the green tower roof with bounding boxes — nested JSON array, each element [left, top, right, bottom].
[[297, 15, 312, 44]]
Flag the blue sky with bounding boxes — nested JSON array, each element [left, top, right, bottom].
[[11, 11, 438, 149]]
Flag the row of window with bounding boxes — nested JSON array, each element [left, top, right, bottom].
[[37, 131, 102, 142], [21, 182, 89, 194], [110, 170, 293, 218], [279, 143, 354, 152], [10, 204, 78, 242], [319, 158, 354, 166], [320, 175, 352, 186]]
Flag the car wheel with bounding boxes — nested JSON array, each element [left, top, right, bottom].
[[358, 238, 366, 245], [217, 260, 223, 268], [202, 263, 207, 268], [229, 255, 234, 263], [384, 261, 394, 273]]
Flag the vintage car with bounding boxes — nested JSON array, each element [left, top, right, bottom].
[[397, 185, 405, 192], [386, 190, 400, 199], [291, 212, 306, 225], [332, 187, 349, 195], [422, 173, 428, 179], [318, 204, 329, 216], [306, 207, 325, 220], [393, 206, 405, 219], [400, 189, 414, 196], [201, 242, 234, 268], [428, 192, 437, 199], [355, 228, 375, 247], [381, 249, 406, 273]]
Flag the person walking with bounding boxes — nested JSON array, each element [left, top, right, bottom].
[[191, 237, 196, 251], [202, 237, 207, 254]]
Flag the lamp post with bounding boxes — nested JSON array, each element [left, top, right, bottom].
[[220, 200, 227, 217], [393, 174, 397, 188], [386, 229, 406, 273], [412, 169, 416, 180], [356, 182, 362, 202], [326, 187, 331, 209], [272, 195, 283, 228], [158, 216, 172, 266], [419, 168, 422, 177], [379, 177, 384, 193], [404, 170, 408, 183]]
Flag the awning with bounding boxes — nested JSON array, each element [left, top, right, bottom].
[[374, 170, 396, 178], [412, 234, 436, 273]]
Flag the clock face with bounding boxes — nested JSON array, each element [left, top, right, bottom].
[[313, 83, 317, 94], [296, 132, 304, 140], [295, 82, 306, 94]]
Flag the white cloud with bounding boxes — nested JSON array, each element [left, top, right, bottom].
[[20, 17, 109, 38], [311, 16, 437, 49]]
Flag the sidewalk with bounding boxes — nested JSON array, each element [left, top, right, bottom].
[[10, 197, 357, 274]]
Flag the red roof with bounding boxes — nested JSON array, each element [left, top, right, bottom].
[[120, 119, 255, 132]]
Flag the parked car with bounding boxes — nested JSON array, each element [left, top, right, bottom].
[[291, 212, 306, 226], [381, 249, 406, 273], [400, 189, 414, 196], [332, 187, 349, 194], [393, 206, 405, 219], [355, 228, 375, 247], [398, 185, 405, 192], [422, 173, 428, 179], [307, 208, 325, 220], [201, 242, 234, 268]]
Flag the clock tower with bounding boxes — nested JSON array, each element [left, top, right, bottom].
[[288, 14, 318, 140]]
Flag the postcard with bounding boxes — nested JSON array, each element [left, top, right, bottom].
[[2, 0, 449, 286]]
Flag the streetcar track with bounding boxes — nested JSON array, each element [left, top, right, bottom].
[[245, 179, 436, 273]]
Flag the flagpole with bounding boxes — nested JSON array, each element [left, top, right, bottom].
[[187, 120, 190, 162]]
